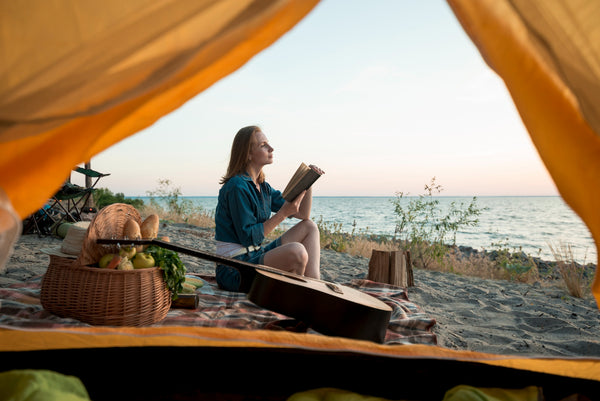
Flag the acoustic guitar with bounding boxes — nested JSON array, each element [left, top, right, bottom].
[[96, 238, 392, 343]]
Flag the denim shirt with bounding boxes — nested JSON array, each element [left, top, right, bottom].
[[215, 174, 285, 247]]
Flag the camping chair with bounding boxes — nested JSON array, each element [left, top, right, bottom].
[[49, 167, 110, 224], [24, 167, 110, 235]]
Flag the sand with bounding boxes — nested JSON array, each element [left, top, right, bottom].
[[3, 222, 600, 357]]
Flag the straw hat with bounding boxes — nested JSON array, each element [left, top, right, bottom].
[[41, 221, 90, 259]]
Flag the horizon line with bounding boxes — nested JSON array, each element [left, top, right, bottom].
[[125, 194, 563, 198]]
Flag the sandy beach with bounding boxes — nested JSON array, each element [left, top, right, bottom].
[[3, 222, 600, 358]]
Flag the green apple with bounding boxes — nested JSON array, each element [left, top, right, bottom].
[[132, 252, 155, 269], [119, 245, 136, 259], [98, 253, 116, 269]]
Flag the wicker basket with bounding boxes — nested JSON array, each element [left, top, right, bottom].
[[77, 203, 142, 267], [40, 203, 172, 326]]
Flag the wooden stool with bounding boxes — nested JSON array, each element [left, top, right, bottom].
[[368, 250, 414, 287]]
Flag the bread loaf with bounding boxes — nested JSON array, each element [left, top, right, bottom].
[[123, 218, 142, 251], [141, 214, 159, 239], [123, 218, 142, 239]]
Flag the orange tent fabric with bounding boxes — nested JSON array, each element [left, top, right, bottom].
[[0, 0, 320, 221], [2, 0, 600, 387], [447, 0, 600, 304], [1, 325, 599, 383]]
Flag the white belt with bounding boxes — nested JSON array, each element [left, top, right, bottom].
[[230, 245, 262, 258]]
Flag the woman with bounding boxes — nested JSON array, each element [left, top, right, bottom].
[[214, 125, 323, 292]]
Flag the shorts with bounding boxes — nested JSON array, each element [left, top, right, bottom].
[[216, 237, 281, 293]]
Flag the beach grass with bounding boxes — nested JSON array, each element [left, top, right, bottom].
[[549, 241, 591, 298], [141, 202, 215, 228], [316, 217, 540, 281]]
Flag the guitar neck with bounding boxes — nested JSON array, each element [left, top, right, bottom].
[[96, 238, 255, 271], [95, 238, 343, 294]]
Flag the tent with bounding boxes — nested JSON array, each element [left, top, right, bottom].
[[1, 0, 600, 399]]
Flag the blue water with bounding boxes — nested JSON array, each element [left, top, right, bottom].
[[132, 196, 597, 264]]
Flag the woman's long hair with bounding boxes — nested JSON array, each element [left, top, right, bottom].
[[220, 125, 265, 185]]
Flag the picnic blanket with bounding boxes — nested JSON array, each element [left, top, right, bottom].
[[0, 274, 436, 345]]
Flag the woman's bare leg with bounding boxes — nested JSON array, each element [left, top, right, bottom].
[[263, 219, 320, 278], [288, 219, 320, 279], [262, 242, 307, 275]]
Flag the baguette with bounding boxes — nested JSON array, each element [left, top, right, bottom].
[[123, 219, 142, 252], [141, 214, 160, 239]]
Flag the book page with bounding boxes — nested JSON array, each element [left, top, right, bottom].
[[282, 163, 310, 196]]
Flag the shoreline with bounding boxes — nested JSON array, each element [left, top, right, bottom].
[[3, 222, 600, 357], [128, 194, 598, 265]]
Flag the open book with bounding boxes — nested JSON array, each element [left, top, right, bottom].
[[281, 163, 323, 202]]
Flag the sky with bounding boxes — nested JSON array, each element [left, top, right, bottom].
[[85, 0, 559, 198]]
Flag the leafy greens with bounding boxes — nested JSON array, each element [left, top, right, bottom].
[[145, 245, 186, 300]]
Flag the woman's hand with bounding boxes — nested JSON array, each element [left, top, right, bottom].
[[280, 190, 306, 217], [263, 191, 306, 236]]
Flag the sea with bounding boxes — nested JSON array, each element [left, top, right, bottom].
[[132, 196, 597, 265]]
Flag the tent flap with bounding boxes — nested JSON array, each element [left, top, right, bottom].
[[447, 0, 600, 303], [0, 0, 320, 220]]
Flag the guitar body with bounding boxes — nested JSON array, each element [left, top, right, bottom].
[[248, 269, 392, 343], [96, 238, 392, 343]]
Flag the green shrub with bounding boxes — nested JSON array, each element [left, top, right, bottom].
[[145, 178, 213, 225], [314, 216, 350, 253], [391, 177, 485, 269], [94, 188, 144, 210], [488, 237, 540, 281]]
